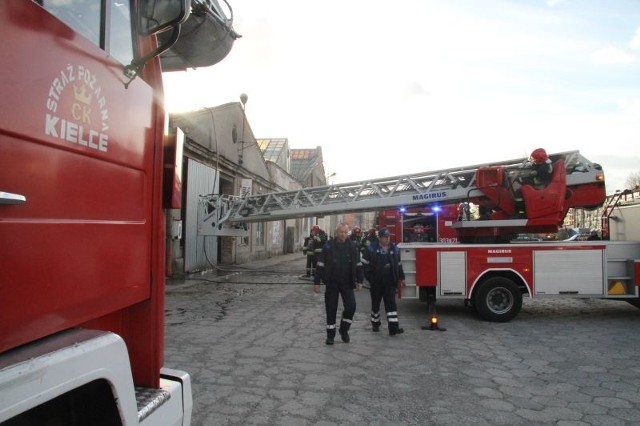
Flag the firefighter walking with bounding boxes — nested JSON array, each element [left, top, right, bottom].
[[313, 223, 363, 345], [361, 228, 406, 335]]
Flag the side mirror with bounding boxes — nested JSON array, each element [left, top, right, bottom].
[[159, 0, 241, 71], [126, 0, 191, 80]]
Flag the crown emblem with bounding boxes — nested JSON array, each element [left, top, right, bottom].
[[73, 84, 92, 105]]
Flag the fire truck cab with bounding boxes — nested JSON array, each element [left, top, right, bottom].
[[1, 0, 237, 423]]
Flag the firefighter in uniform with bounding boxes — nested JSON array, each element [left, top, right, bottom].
[[361, 228, 406, 335], [360, 227, 378, 255], [313, 223, 364, 345], [313, 225, 328, 264], [514, 148, 554, 216], [522, 148, 553, 188], [349, 226, 362, 246], [303, 225, 327, 277], [302, 233, 313, 277]]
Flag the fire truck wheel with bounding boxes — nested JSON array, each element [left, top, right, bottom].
[[474, 277, 522, 322]]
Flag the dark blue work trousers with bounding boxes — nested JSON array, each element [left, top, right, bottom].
[[324, 281, 356, 333]]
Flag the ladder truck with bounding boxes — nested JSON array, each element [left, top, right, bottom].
[[1, 0, 237, 424], [201, 150, 640, 323]]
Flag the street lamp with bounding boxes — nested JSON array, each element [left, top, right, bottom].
[[325, 172, 336, 185], [238, 93, 248, 165]]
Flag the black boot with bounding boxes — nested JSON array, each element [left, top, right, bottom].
[[325, 328, 336, 345], [389, 323, 404, 336], [339, 321, 351, 343], [371, 312, 381, 332]]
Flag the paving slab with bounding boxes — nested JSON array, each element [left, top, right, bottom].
[[165, 253, 640, 425]]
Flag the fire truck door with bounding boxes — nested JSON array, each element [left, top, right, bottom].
[[0, 3, 156, 352], [440, 251, 466, 296]]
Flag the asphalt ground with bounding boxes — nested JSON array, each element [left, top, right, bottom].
[[165, 253, 640, 426]]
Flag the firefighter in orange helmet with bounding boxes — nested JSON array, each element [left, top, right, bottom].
[[524, 148, 553, 188], [303, 225, 328, 277], [360, 228, 378, 254], [513, 148, 554, 217], [349, 226, 362, 246]]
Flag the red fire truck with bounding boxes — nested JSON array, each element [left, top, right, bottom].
[[399, 239, 640, 323], [0, 0, 237, 423], [203, 150, 640, 323]]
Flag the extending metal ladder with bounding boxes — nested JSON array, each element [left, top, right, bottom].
[[199, 150, 601, 236]]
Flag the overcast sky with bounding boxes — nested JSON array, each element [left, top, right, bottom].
[[164, 0, 640, 194]]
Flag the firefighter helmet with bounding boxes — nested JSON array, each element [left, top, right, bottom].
[[530, 148, 549, 165], [352, 226, 362, 236]]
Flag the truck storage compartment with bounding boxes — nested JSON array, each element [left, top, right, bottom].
[[534, 249, 604, 295]]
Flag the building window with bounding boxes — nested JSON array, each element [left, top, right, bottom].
[[255, 222, 265, 246]]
